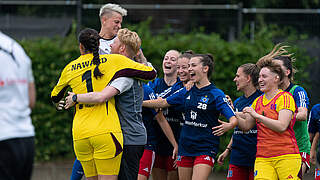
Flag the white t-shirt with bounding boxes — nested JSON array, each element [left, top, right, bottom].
[[0, 32, 35, 141], [99, 37, 116, 55]]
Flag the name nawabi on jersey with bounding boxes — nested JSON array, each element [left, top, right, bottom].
[[71, 57, 108, 71]]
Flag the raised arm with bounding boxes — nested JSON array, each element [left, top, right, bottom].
[[64, 86, 120, 109], [142, 98, 171, 109]]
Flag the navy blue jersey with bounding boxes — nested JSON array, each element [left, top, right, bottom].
[[148, 78, 184, 156], [284, 83, 309, 109], [167, 84, 235, 157], [308, 104, 320, 134], [142, 84, 158, 151], [230, 90, 262, 167]]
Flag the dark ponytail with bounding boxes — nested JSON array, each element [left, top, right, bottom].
[[78, 28, 104, 79], [193, 53, 214, 78]]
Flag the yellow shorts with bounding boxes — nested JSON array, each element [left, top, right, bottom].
[[74, 132, 123, 177], [254, 154, 301, 180]]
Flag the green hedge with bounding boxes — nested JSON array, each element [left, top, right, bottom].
[[20, 21, 314, 170]]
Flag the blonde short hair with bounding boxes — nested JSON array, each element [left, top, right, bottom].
[[117, 28, 141, 57], [99, 3, 127, 18]]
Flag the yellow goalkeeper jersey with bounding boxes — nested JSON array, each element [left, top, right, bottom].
[[51, 53, 156, 140]]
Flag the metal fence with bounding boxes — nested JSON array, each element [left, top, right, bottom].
[[2, 1, 320, 39], [1, 0, 320, 105]]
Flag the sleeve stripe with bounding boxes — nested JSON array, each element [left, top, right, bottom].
[[284, 94, 287, 108], [110, 68, 156, 83]]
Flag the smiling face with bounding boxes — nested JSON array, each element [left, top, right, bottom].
[[258, 67, 280, 92], [162, 50, 179, 76], [177, 57, 190, 83], [234, 67, 249, 91], [188, 56, 208, 83], [101, 11, 123, 38]]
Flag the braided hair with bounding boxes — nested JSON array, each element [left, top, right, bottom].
[[78, 28, 104, 79]]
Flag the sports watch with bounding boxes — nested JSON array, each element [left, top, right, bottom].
[[72, 94, 78, 103]]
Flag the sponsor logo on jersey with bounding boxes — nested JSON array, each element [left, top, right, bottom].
[[190, 110, 197, 120], [254, 170, 258, 177], [227, 170, 233, 177]]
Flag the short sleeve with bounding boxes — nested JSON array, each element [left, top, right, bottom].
[[293, 86, 309, 109], [276, 93, 296, 113], [251, 97, 259, 110], [109, 77, 134, 94], [143, 84, 158, 116], [214, 90, 235, 120]]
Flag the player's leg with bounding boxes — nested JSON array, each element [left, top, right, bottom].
[[118, 145, 144, 180], [191, 155, 214, 180], [93, 132, 123, 180], [70, 159, 84, 180], [152, 154, 168, 180], [138, 149, 155, 180], [74, 138, 97, 179], [299, 152, 310, 177], [254, 157, 277, 180], [227, 164, 250, 180], [274, 155, 301, 180], [177, 156, 193, 180], [166, 156, 178, 180]]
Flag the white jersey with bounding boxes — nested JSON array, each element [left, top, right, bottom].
[[0, 32, 35, 141], [99, 37, 116, 55]]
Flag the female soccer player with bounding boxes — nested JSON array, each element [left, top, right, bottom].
[[138, 51, 194, 180], [273, 53, 310, 176], [143, 54, 238, 180], [148, 49, 182, 180], [51, 28, 156, 180], [235, 46, 301, 180], [217, 63, 262, 180]]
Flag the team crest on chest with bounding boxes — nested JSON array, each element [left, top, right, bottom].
[[200, 95, 209, 103], [197, 95, 208, 110]]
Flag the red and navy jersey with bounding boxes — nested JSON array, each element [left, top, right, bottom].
[[230, 90, 262, 167], [308, 103, 320, 134], [148, 78, 184, 156], [142, 84, 158, 151], [167, 83, 235, 157]]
